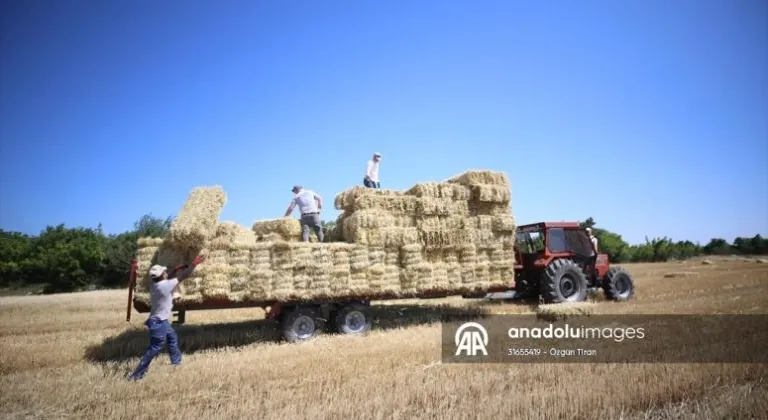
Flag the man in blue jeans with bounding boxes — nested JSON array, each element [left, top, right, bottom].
[[127, 254, 205, 380]]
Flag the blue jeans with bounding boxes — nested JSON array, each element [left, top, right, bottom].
[[363, 178, 380, 188], [129, 317, 181, 379]]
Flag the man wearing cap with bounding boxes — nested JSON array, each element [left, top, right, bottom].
[[364, 152, 381, 188], [284, 185, 324, 242], [127, 255, 205, 380]]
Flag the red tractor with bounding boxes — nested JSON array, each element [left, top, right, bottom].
[[512, 222, 635, 303]]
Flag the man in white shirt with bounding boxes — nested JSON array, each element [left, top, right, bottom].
[[364, 152, 381, 188], [127, 254, 205, 380], [284, 185, 324, 242], [587, 227, 599, 253]]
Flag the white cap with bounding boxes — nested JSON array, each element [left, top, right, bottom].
[[149, 265, 166, 278], [585, 227, 592, 233], [373, 152, 381, 157]]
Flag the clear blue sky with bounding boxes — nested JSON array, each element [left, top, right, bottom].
[[1, 0, 766, 245]]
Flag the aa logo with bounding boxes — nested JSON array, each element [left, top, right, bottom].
[[454, 322, 489, 356]]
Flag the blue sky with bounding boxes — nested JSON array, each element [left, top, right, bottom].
[[1, 0, 766, 245]]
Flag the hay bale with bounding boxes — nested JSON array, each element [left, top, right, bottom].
[[168, 186, 227, 247], [536, 302, 596, 321], [252, 218, 301, 242], [471, 184, 511, 203], [446, 170, 510, 187], [756, 259, 767, 264], [662, 271, 700, 278]]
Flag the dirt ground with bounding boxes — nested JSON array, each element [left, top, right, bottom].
[[1, 257, 767, 420]]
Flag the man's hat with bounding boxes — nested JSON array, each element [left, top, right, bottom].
[[292, 185, 302, 193], [149, 265, 166, 279]]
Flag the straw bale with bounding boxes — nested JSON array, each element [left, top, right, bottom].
[[349, 271, 369, 292], [536, 302, 596, 321], [330, 268, 351, 293], [446, 263, 462, 289], [417, 216, 464, 231], [405, 183, 441, 198], [350, 246, 370, 271], [352, 195, 419, 213], [200, 273, 231, 299], [383, 265, 401, 293], [458, 244, 477, 264], [428, 262, 450, 291], [343, 209, 395, 230], [493, 214, 516, 232], [468, 201, 513, 217], [446, 170, 510, 187], [416, 197, 453, 216], [471, 184, 511, 203], [418, 228, 470, 250], [392, 215, 417, 228], [385, 250, 400, 266], [335, 186, 405, 211], [248, 269, 273, 300], [137, 237, 165, 248], [168, 185, 226, 247], [381, 227, 419, 250], [368, 247, 386, 266], [400, 244, 423, 267], [252, 218, 302, 242]]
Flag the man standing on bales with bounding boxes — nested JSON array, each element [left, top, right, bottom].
[[364, 152, 381, 188], [127, 255, 205, 381], [587, 228, 599, 253], [284, 185, 324, 242]]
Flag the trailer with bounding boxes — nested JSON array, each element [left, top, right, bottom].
[[126, 221, 634, 343]]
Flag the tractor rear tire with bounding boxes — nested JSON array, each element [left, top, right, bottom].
[[540, 259, 588, 303], [602, 267, 634, 301]]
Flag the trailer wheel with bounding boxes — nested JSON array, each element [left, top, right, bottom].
[[540, 258, 588, 303], [335, 302, 372, 336], [281, 306, 325, 343], [602, 267, 634, 301]]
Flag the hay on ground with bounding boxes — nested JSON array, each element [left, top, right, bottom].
[[663, 271, 700, 278], [167, 186, 227, 248], [535, 302, 597, 321]]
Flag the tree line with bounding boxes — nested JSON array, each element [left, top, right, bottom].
[[0, 215, 765, 293]]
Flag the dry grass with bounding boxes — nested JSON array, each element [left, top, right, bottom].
[[535, 301, 597, 320], [1, 259, 767, 420]]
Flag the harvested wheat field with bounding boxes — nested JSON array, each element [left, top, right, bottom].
[[1, 257, 767, 420]]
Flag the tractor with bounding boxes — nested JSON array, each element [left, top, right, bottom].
[[511, 222, 635, 303]]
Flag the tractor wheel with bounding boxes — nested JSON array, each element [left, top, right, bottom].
[[280, 306, 325, 343], [540, 259, 589, 303], [602, 267, 634, 301], [334, 302, 372, 336]]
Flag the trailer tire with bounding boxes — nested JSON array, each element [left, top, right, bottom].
[[602, 267, 634, 301], [540, 258, 588, 303], [281, 306, 325, 343], [335, 302, 372, 336]]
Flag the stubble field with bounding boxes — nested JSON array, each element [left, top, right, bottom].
[[1, 257, 767, 420]]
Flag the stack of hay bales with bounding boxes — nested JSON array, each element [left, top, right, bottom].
[[333, 169, 516, 295], [133, 170, 516, 308]]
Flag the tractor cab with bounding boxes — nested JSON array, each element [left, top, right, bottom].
[[512, 222, 634, 303]]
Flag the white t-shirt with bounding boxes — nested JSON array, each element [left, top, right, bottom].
[[366, 160, 379, 183], [149, 278, 179, 321], [292, 189, 320, 214], [591, 235, 598, 252]]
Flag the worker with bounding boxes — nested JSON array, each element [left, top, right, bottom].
[[587, 227, 598, 253], [284, 185, 324, 242], [127, 255, 205, 381], [363, 152, 381, 188]]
